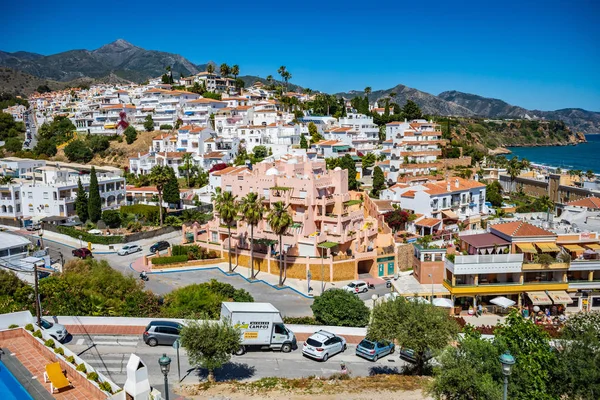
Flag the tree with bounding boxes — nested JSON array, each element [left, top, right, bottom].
[[361, 153, 376, 169], [239, 192, 264, 280], [299, 132, 308, 149], [220, 63, 230, 78], [213, 189, 238, 273], [586, 170, 596, 181], [402, 100, 422, 120], [143, 115, 154, 132], [124, 126, 137, 144], [87, 135, 109, 153], [253, 145, 268, 160], [383, 209, 413, 232], [180, 319, 241, 382], [340, 154, 359, 190], [206, 64, 215, 74], [159, 124, 173, 130], [33, 139, 57, 157], [311, 289, 370, 327], [486, 181, 503, 207], [231, 64, 239, 80], [3, 137, 22, 152], [267, 201, 293, 286], [75, 178, 88, 223], [371, 166, 386, 197], [101, 210, 121, 228], [277, 66, 287, 88], [148, 165, 171, 226], [364, 86, 372, 101], [368, 297, 459, 374], [181, 153, 194, 187], [87, 167, 102, 223], [162, 167, 180, 207], [308, 122, 323, 144], [64, 139, 93, 163]]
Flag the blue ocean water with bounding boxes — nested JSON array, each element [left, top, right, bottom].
[[507, 134, 600, 172]]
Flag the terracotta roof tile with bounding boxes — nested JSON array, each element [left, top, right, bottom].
[[566, 197, 600, 210], [491, 221, 556, 238]]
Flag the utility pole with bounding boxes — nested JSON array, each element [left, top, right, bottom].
[[33, 262, 41, 327]]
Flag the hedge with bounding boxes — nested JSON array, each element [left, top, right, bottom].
[[151, 255, 188, 265], [120, 204, 161, 224], [57, 226, 123, 245]]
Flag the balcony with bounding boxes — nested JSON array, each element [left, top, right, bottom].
[[443, 279, 568, 295], [445, 254, 524, 275], [569, 259, 600, 271], [521, 262, 569, 270]]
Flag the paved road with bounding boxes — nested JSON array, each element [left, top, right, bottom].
[[23, 110, 37, 149], [65, 334, 410, 393]]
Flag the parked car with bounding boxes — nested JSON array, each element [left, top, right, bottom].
[[302, 330, 346, 361], [399, 347, 433, 364], [118, 244, 142, 256], [37, 318, 68, 343], [26, 223, 41, 231], [149, 241, 170, 254], [143, 321, 182, 346], [72, 247, 92, 259], [356, 339, 395, 361], [342, 280, 369, 294]]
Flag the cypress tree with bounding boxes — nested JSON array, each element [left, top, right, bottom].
[[162, 167, 181, 207], [87, 166, 102, 223], [300, 133, 308, 149], [75, 178, 88, 223], [371, 166, 386, 197], [340, 154, 358, 190]]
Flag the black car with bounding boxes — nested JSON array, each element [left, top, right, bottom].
[[149, 241, 170, 253]]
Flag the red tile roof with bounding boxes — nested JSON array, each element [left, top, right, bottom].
[[415, 218, 442, 227], [566, 197, 600, 210], [491, 221, 556, 238]]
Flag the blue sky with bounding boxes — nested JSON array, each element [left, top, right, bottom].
[[2, 0, 599, 111]]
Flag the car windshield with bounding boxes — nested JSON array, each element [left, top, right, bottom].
[[122, 246, 130, 250], [40, 319, 53, 329], [359, 340, 375, 349], [306, 338, 322, 347], [348, 283, 356, 288]]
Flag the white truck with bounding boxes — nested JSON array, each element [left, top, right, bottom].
[[221, 302, 296, 355]]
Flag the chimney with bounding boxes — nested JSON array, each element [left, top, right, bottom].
[[455, 179, 459, 188], [446, 181, 450, 191]]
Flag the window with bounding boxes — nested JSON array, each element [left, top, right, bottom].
[[157, 326, 179, 335], [274, 324, 286, 335], [15, 192, 19, 200], [28, 192, 32, 199], [16, 204, 20, 212], [28, 205, 33, 212], [53, 192, 57, 200]]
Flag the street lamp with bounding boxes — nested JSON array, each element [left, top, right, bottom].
[[78, 235, 83, 248], [158, 353, 171, 400], [499, 350, 515, 400], [428, 273, 434, 300]]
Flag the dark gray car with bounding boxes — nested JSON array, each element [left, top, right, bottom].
[[143, 321, 182, 346]]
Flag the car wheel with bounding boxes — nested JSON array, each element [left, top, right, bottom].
[[147, 338, 158, 347], [281, 343, 292, 353], [364, 288, 368, 293], [235, 346, 246, 356], [373, 355, 378, 362], [322, 353, 328, 362], [390, 347, 395, 354], [342, 344, 347, 352]]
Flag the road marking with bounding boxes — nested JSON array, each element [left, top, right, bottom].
[[93, 341, 120, 346], [76, 339, 84, 345]]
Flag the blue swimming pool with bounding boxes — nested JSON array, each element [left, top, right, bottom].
[[0, 360, 33, 400]]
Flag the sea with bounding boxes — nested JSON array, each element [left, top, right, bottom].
[[506, 134, 600, 173]]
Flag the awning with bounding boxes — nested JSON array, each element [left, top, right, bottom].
[[318, 241, 339, 249], [535, 242, 561, 253], [527, 291, 553, 305], [562, 244, 585, 252], [516, 243, 537, 253], [547, 291, 572, 304], [490, 296, 516, 308], [442, 210, 459, 219], [432, 298, 453, 308], [585, 243, 600, 251]]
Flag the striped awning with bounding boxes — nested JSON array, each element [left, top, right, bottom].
[[547, 291, 572, 304], [516, 243, 537, 253], [562, 244, 585, 252], [527, 291, 553, 305], [585, 243, 600, 250], [535, 242, 561, 253]]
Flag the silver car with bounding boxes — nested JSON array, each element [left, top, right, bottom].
[[302, 330, 346, 361], [37, 318, 68, 343], [118, 244, 142, 256]]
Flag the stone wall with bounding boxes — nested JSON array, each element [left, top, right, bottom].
[[440, 157, 472, 169], [397, 244, 415, 271]]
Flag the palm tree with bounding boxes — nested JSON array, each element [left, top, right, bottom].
[[148, 165, 171, 226], [0, 175, 14, 185], [520, 158, 531, 171], [267, 201, 293, 286], [220, 63, 230, 78], [231, 64, 239, 80], [586, 170, 596, 181], [213, 189, 238, 273], [364, 86, 372, 99], [277, 66, 287, 83], [181, 153, 194, 187], [266, 75, 274, 89], [576, 170, 584, 183], [239, 192, 265, 279], [206, 64, 215, 74], [283, 71, 292, 91]]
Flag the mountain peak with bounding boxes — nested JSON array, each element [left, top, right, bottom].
[[95, 39, 138, 53]]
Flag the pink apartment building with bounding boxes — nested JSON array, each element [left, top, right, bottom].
[[183, 155, 397, 281]]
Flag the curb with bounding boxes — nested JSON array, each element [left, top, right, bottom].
[[141, 263, 314, 299], [29, 233, 117, 255]]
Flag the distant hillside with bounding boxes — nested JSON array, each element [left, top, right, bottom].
[[0, 39, 201, 83], [439, 90, 600, 134], [337, 84, 475, 117], [0, 68, 129, 96], [238, 75, 304, 92]]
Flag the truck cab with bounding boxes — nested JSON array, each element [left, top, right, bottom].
[[221, 302, 296, 355]]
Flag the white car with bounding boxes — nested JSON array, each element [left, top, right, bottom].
[[342, 280, 369, 294], [302, 330, 347, 361], [118, 244, 142, 256], [37, 318, 68, 343]]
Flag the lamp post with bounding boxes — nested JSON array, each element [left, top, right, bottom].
[[499, 350, 515, 400], [428, 273, 434, 300], [158, 353, 171, 400], [78, 235, 83, 249]]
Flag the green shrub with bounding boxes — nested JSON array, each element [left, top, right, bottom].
[[98, 381, 113, 393], [283, 316, 319, 325], [311, 289, 370, 327], [126, 221, 142, 232], [87, 371, 99, 382], [101, 210, 122, 229], [33, 330, 42, 338], [151, 255, 188, 265], [54, 347, 64, 355], [8, 324, 19, 329], [76, 364, 87, 373], [120, 204, 160, 225], [66, 355, 75, 364], [44, 339, 55, 348], [25, 323, 34, 331], [57, 226, 123, 245]]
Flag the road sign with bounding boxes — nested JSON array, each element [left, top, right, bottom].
[[172, 339, 180, 349]]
